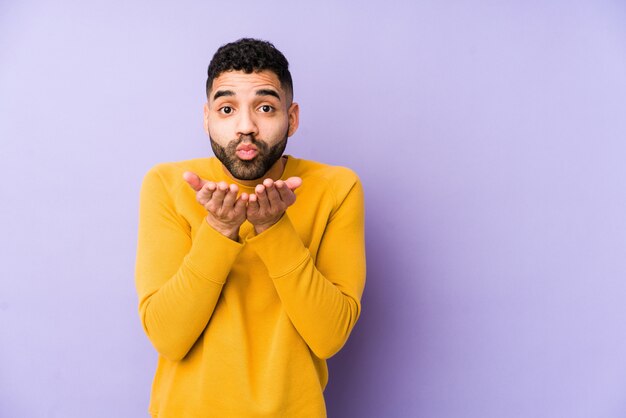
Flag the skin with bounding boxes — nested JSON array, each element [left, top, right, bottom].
[[183, 70, 302, 240]]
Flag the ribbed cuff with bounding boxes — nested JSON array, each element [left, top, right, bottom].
[[246, 214, 309, 278], [185, 220, 243, 284]]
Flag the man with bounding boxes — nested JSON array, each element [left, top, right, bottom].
[[135, 38, 366, 417]]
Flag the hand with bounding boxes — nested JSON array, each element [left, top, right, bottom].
[[183, 171, 249, 241], [247, 177, 302, 234]]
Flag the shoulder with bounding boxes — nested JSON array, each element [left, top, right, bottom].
[[291, 157, 363, 204], [141, 158, 212, 196]]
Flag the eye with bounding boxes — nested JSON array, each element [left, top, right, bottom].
[[259, 105, 273, 113], [219, 106, 233, 115]]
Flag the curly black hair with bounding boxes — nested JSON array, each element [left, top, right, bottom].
[[206, 38, 293, 101]]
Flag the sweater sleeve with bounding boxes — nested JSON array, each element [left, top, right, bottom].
[[135, 166, 243, 361], [245, 175, 366, 359]]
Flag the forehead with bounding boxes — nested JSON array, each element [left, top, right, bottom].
[[210, 70, 283, 97]]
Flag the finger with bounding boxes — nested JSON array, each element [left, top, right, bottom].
[[183, 171, 206, 192], [284, 177, 302, 191], [222, 184, 239, 209], [209, 182, 229, 210], [276, 182, 296, 206], [197, 181, 217, 204], [255, 184, 270, 211], [233, 192, 248, 216], [265, 180, 282, 209], [247, 193, 260, 216]]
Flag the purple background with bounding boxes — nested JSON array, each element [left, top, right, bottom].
[[1, 1, 626, 417]]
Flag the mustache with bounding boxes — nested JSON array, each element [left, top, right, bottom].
[[229, 135, 269, 151]]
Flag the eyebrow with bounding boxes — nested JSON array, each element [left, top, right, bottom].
[[212, 88, 281, 102], [256, 89, 281, 101], [213, 90, 234, 101]]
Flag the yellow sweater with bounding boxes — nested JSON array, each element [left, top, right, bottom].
[[135, 156, 366, 417]]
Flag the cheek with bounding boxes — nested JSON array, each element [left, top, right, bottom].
[[207, 117, 232, 142], [260, 118, 289, 138]]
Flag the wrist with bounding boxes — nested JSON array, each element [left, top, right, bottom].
[[254, 224, 271, 235], [205, 216, 239, 241], [253, 215, 283, 235]]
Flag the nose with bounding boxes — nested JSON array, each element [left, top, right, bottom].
[[236, 108, 259, 137]]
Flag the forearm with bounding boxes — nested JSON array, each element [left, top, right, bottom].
[[137, 220, 243, 361], [140, 258, 225, 361], [247, 214, 365, 359], [272, 254, 362, 359]]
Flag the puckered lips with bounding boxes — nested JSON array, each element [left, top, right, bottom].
[[236, 144, 258, 160]]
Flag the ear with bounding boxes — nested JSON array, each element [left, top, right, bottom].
[[287, 102, 300, 137], [203, 102, 210, 135]]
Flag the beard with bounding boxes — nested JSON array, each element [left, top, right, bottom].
[[210, 131, 288, 181]]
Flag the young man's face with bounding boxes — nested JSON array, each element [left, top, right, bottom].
[[204, 70, 299, 180]]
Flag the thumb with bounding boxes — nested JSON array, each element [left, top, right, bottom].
[[183, 171, 206, 192], [284, 177, 302, 191]]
